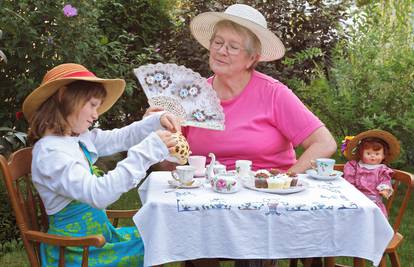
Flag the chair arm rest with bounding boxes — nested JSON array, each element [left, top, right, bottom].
[[106, 209, 139, 219], [25, 230, 106, 247]]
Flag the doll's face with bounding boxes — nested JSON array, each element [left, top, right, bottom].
[[362, 147, 385, 165]]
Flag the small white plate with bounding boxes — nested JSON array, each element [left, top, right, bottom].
[[168, 179, 202, 188], [306, 169, 343, 181], [243, 179, 308, 194]]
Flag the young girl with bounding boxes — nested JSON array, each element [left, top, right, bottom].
[[342, 129, 400, 216], [22, 63, 180, 266]]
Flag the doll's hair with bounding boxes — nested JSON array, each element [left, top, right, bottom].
[[28, 81, 106, 144], [357, 137, 389, 163]]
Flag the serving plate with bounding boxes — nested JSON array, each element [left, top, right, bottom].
[[243, 179, 308, 194]]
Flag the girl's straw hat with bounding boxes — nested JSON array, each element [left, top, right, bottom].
[[22, 63, 125, 121], [190, 4, 285, 62], [344, 129, 400, 163]]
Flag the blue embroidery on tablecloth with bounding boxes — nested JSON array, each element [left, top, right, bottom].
[[173, 188, 359, 214]]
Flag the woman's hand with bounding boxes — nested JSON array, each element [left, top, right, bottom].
[[156, 130, 177, 153], [160, 112, 181, 133]]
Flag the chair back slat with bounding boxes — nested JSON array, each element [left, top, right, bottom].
[[0, 147, 43, 267], [386, 170, 414, 232]]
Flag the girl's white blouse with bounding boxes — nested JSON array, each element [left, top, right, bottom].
[[31, 113, 169, 215]]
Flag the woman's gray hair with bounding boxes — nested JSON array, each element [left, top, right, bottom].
[[211, 20, 261, 70]]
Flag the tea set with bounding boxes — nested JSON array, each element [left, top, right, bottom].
[[167, 135, 340, 194], [307, 158, 343, 180]]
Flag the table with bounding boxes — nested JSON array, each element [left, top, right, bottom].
[[133, 172, 393, 266]]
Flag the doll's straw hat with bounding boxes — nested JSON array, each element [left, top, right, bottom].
[[344, 129, 400, 163], [190, 4, 285, 62], [22, 63, 125, 121]]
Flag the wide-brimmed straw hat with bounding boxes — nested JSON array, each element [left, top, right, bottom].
[[22, 63, 125, 121], [190, 4, 285, 62], [344, 129, 400, 163]]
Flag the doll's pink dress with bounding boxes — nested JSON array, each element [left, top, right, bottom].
[[344, 160, 393, 216]]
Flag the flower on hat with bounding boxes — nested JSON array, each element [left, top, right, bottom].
[[63, 4, 78, 17], [341, 136, 355, 156]]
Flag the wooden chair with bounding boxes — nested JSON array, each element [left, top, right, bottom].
[[0, 147, 139, 267], [328, 164, 414, 267]]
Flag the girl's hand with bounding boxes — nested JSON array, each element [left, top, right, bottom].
[[144, 106, 164, 117], [160, 112, 181, 133], [156, 130, 177, 153]]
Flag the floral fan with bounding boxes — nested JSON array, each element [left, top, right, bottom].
[[134, 63, 225, 130]]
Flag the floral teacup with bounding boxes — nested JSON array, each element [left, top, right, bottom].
[[211, 173, 239, 193]]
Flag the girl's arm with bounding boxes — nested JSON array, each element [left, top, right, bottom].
[[34, 132, 169, 210], [88, 112, 165, 156]]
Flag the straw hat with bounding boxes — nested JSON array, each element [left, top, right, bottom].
[[190, 4, 285, 62], [22, 63, 125, 121], [344, 129, 400, 163]]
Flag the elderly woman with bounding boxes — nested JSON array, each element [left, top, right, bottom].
[[150, 4, 337, 267], [182, 4, 337, 174]]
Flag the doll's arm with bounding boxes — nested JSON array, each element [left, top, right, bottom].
[[376, 167, 394, 199], [343, 161, 358, 185]]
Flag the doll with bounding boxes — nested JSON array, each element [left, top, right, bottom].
[[342, 129, 400, 216]]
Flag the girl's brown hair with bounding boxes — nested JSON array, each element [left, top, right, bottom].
[[28, 81, 106, 144], [357, 137, 390, 163]]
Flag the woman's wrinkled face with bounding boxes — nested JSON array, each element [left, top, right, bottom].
[[362, 147, 385, 165], [209, 27, 256, 77], [67, 97, 101, 134]]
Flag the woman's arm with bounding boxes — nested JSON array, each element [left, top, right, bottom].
[[288, 126, 337, 173]]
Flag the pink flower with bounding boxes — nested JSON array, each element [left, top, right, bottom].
[[216, 179, 227, 190], [63, 4, 78, 17]]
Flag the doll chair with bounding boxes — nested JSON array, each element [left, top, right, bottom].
[[0, 147, 139, 267], [328, 164, 414, 267]]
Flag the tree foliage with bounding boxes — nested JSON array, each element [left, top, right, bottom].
[[296, 0, 414, 166], [159, 0, 352, 85]]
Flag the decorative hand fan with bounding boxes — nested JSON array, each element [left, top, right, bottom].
[[134, 63, 225, 130]]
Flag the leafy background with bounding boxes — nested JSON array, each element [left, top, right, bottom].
[[0, 0, 413, 263]]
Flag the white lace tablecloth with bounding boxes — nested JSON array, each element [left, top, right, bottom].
[[133, 172, 393, 267]]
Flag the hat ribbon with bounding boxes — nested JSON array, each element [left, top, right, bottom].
[[62, 71, 96, 78]]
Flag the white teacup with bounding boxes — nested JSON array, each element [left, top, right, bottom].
[[188, 155, 206, 177], [313, 158, 335, 176], [235, 160, 252, 178], [172, 165, 195, 185]]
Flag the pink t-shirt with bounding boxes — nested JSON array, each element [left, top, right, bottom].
[[183, 70, 323, 171]]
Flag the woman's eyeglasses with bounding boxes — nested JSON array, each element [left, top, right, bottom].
[[210, 38, 245, 56]]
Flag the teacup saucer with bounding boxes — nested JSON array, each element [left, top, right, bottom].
[[306, 169, 343, 181], [168, 179, 202, 188]]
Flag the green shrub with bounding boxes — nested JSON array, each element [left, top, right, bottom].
[[0, 0, 177, 132], [295, 1, 414, 166]]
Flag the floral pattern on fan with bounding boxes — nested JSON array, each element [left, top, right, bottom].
[[134, 63, 225, 130]]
